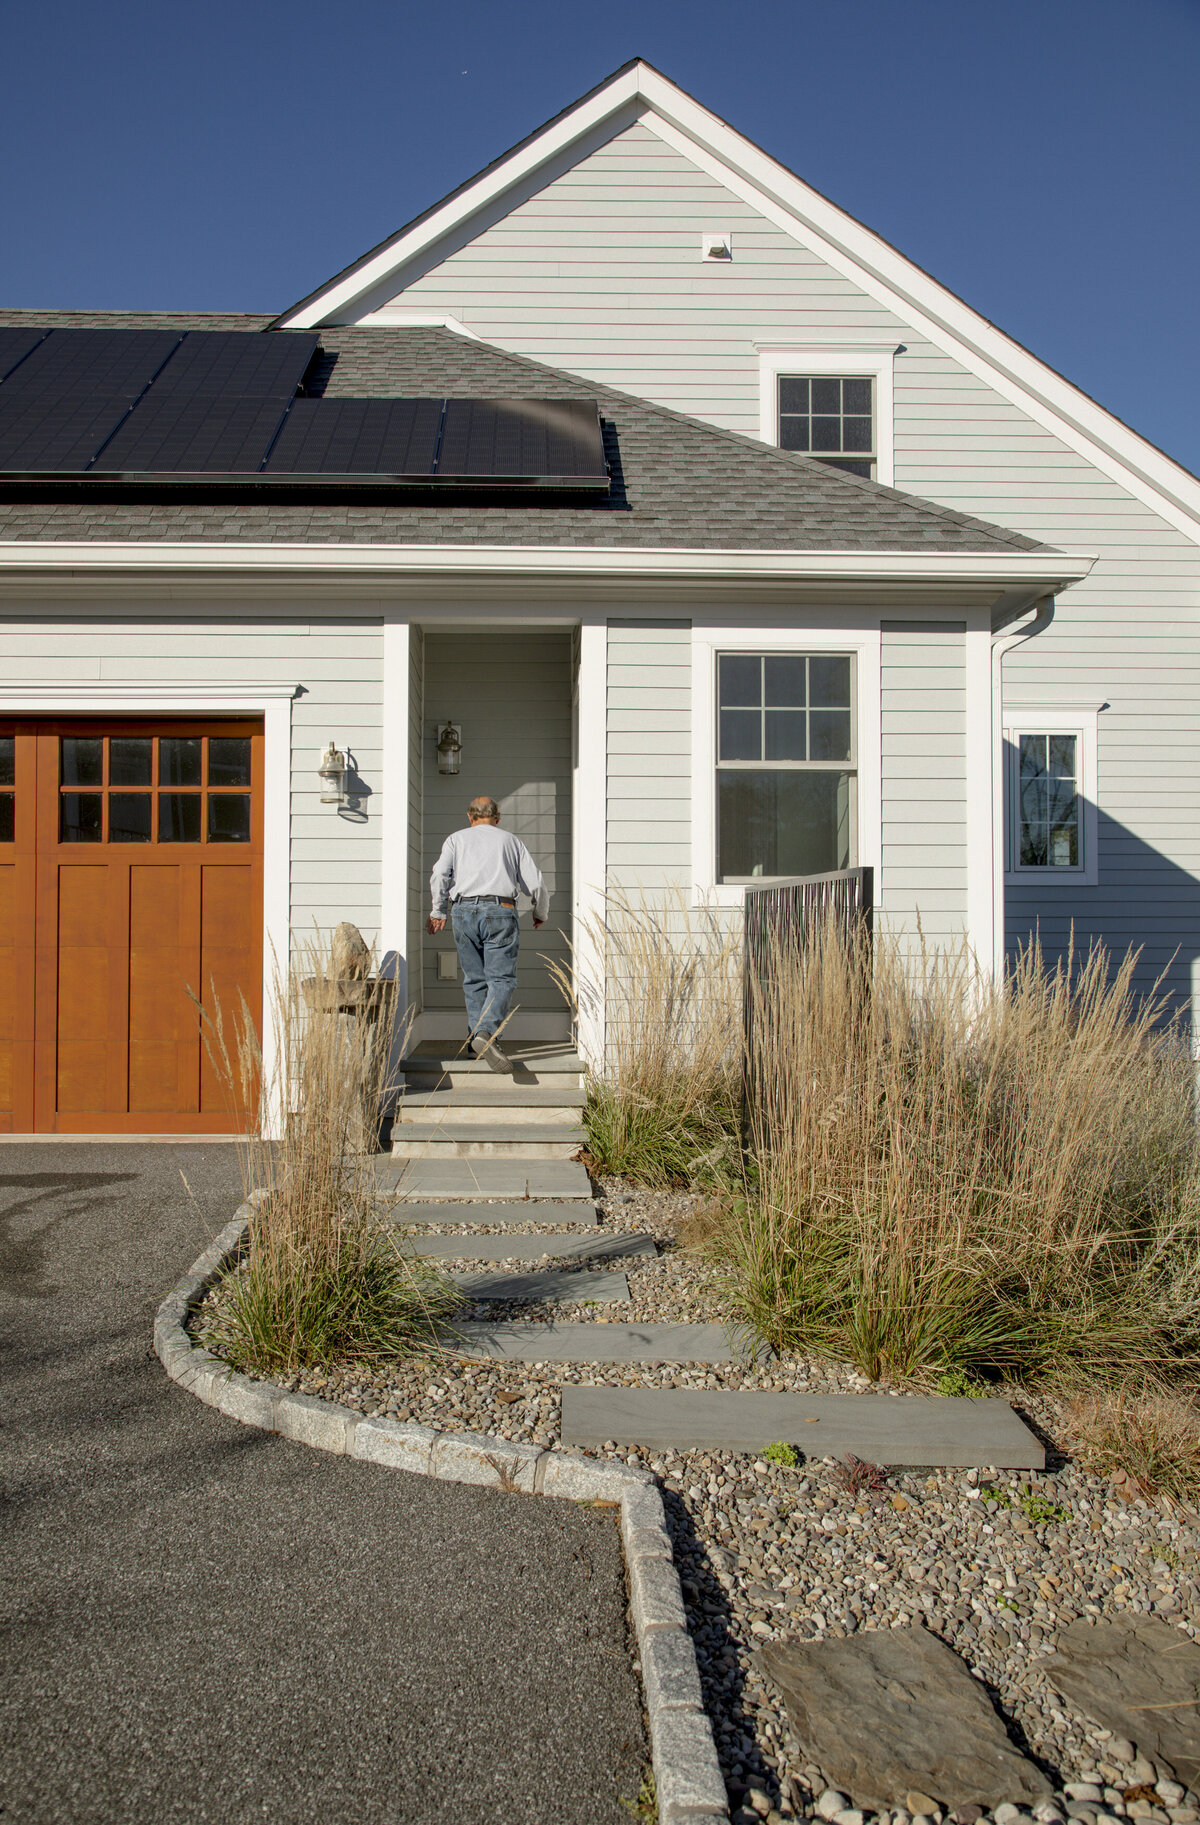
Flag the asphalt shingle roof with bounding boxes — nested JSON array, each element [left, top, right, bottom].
[[0, 311, 1047, 555]]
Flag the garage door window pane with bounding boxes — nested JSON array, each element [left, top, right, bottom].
[[160, 738, 201, 787], [0, 736, 13, 787], [208, 794, 251, 843], [61, 793, 103, 842], [718, 771, 851, 879], [61, 738, 103, 787], [109, 738, 153, 786], [109, 794, 152, 843], [208, 737, 251, 787], [159, 793, 201, 843], [0, 736, 12, 840], [0, 795, 12, 842]]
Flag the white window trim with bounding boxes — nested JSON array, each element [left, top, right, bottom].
[[1003, 709, 1098, 888], [691, 622, 881, 908], [757, 345, 897, 487], [0, 682, 296, 1134]]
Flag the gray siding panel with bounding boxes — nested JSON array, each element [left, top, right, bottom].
[[880, 620, 968, 949], [606, 620, 692, 893]]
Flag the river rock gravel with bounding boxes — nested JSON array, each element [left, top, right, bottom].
[[196, 1179, 1200, 1825]]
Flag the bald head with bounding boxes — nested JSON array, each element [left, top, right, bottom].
[[468, 796, 500, 824]]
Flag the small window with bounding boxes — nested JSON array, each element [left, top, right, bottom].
[[0, 735, 14, 843], [716, 652, 855, 882], [779, 376, 875, 479], [1004, 716, 1097, 886]]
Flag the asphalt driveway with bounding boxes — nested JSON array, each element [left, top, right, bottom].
[[0, 1144, 646, 1824]]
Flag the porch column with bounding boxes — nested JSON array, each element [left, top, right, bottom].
[[380, 615, 411, 1006], [573, 616, 607, 1071]]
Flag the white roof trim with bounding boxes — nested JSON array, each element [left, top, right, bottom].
[[277, 61, 1200, 545], [0, 539, 1094, 587]]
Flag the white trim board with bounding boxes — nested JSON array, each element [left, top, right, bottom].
[[276, 60, 1200, 545], [0, 684, 295, 1136], [0, 541, 1094, 592]]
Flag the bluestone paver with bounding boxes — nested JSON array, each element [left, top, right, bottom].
[[449, 1320, 745, 1362], [408, 1231, 655, 1262], [559, 1386, 1045, 1467], [376, 1158, 593, 1200], [382, 1198, 599, 1227], [0, 1144, 646, 1824], [451, 1267, 631, 1302]]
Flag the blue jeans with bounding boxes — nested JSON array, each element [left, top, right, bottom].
[[450, 901, 521, 1036]]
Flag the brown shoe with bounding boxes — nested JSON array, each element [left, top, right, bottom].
[[470, 1033, 510, 1074]]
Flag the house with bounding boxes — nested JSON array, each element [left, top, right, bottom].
[[2, 57, 1192, 1136]]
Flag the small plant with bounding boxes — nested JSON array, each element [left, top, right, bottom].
[[982, 1484, 1069, 1525], [1069, 1383, 1200, 1510], [831, 1453, 890, 1500], [937, 1367, 987, 1398], [764, 1441, 800, 1469], [621, 1766, 658, 1821]]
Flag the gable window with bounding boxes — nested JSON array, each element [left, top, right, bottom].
[[716, 652, 855, 882], [778, 376, 875, 478], [1004, 712, 1098, 886]]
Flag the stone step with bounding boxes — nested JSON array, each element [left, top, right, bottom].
[[382, 1200, 599, 1228], [397, 1087, 585, 1126], [389, 1124, 585, 1160], [452, 1269, 630, 1303], [406, 1231, 655, 1261], [375, 1159, 594, 1202], [445, 1321, 747, 1363], [399, 1043, 584, 1092], [558, 1387, 1045, 1468]]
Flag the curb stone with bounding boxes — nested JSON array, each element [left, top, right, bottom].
[[153, 1204, 729, 1825]]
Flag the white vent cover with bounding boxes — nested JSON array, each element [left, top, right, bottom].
[[702, 232, 733, 261]]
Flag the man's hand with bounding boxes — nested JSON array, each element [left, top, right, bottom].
[[426, 915, 446, 935], [533, 917, 545, 929]]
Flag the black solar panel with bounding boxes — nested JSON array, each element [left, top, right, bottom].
[[0, 328, 182, 471], [90, 330, 319, 474], [0, 327, 51, 383], [437, 398, 607, 486], [263, 398, 444, 477]]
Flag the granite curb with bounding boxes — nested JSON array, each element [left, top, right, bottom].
[[153, 1206, 729, 1825]]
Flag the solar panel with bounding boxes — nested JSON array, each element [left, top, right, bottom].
[[437, 398, 607, 486], [90, 330, 319, 474], [263, 398, 444, 477], [0, 327, 51, 383], [0, 328, 182, 471]]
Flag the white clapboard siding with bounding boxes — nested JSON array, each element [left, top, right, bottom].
[[378, 113, 1200, 1011], [880, 621, 968, 950], [4, 615, 384, 947], [419, 630, 572, 1014]]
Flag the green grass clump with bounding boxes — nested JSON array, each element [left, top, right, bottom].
[[764, 1441, 800, 1468], [936, 1368, 988, 1398], [584, 1079, 741, 1188]]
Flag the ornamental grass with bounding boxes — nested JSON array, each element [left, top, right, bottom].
[[196, 934, 461, 1375]]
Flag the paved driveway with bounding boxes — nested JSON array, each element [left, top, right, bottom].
[[0, 1144, 645, 1824]]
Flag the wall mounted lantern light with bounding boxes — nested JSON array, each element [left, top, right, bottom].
[[436, 722, 463, 776], [317, 741, 348, 805]]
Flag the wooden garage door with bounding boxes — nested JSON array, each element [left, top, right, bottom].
[[0, 720, 263, 1133]]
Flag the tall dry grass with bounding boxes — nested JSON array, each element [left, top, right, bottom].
[[197, 934, 461, 1373], [553, 888, 743, 1185], [716, 916, 1200, 1383]]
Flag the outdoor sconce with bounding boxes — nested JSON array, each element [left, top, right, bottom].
[[436, 722, 463, 776], [317, 741, 348, 805]]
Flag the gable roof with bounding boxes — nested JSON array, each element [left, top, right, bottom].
[[0, 310, 1063, 561], [273, 59, 1200, 545]]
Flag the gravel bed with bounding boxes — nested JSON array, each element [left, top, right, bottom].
[[197, 1180, 1200, 1825]]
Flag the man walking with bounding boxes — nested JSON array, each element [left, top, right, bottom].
[[426, 795, 548, 1072]]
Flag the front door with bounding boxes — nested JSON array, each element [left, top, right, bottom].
[[0, 719, 263, 1133]]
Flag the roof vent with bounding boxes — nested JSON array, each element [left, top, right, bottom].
[[702, 232, 732, 261]]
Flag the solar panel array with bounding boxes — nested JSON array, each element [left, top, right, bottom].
[[0, 328, 610, 491]]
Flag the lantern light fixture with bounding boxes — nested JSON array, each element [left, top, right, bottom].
[[436, 722, 463, 776], [317, 741, 348, 805]]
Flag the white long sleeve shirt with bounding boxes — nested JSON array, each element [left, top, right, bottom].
[[429, 823, 549, 921]]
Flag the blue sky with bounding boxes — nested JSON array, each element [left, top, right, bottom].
[[3, 0, 1197, 474]]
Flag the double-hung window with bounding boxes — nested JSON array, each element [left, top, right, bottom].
[[778, 376, 875, 478], [1004, 713, 1098, 886], [716, 652, 855, 882]]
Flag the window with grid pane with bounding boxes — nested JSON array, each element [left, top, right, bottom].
[[778, 376, 875, 478], [716, 653, 854, 882], [1017, 733, 1080, 868]]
